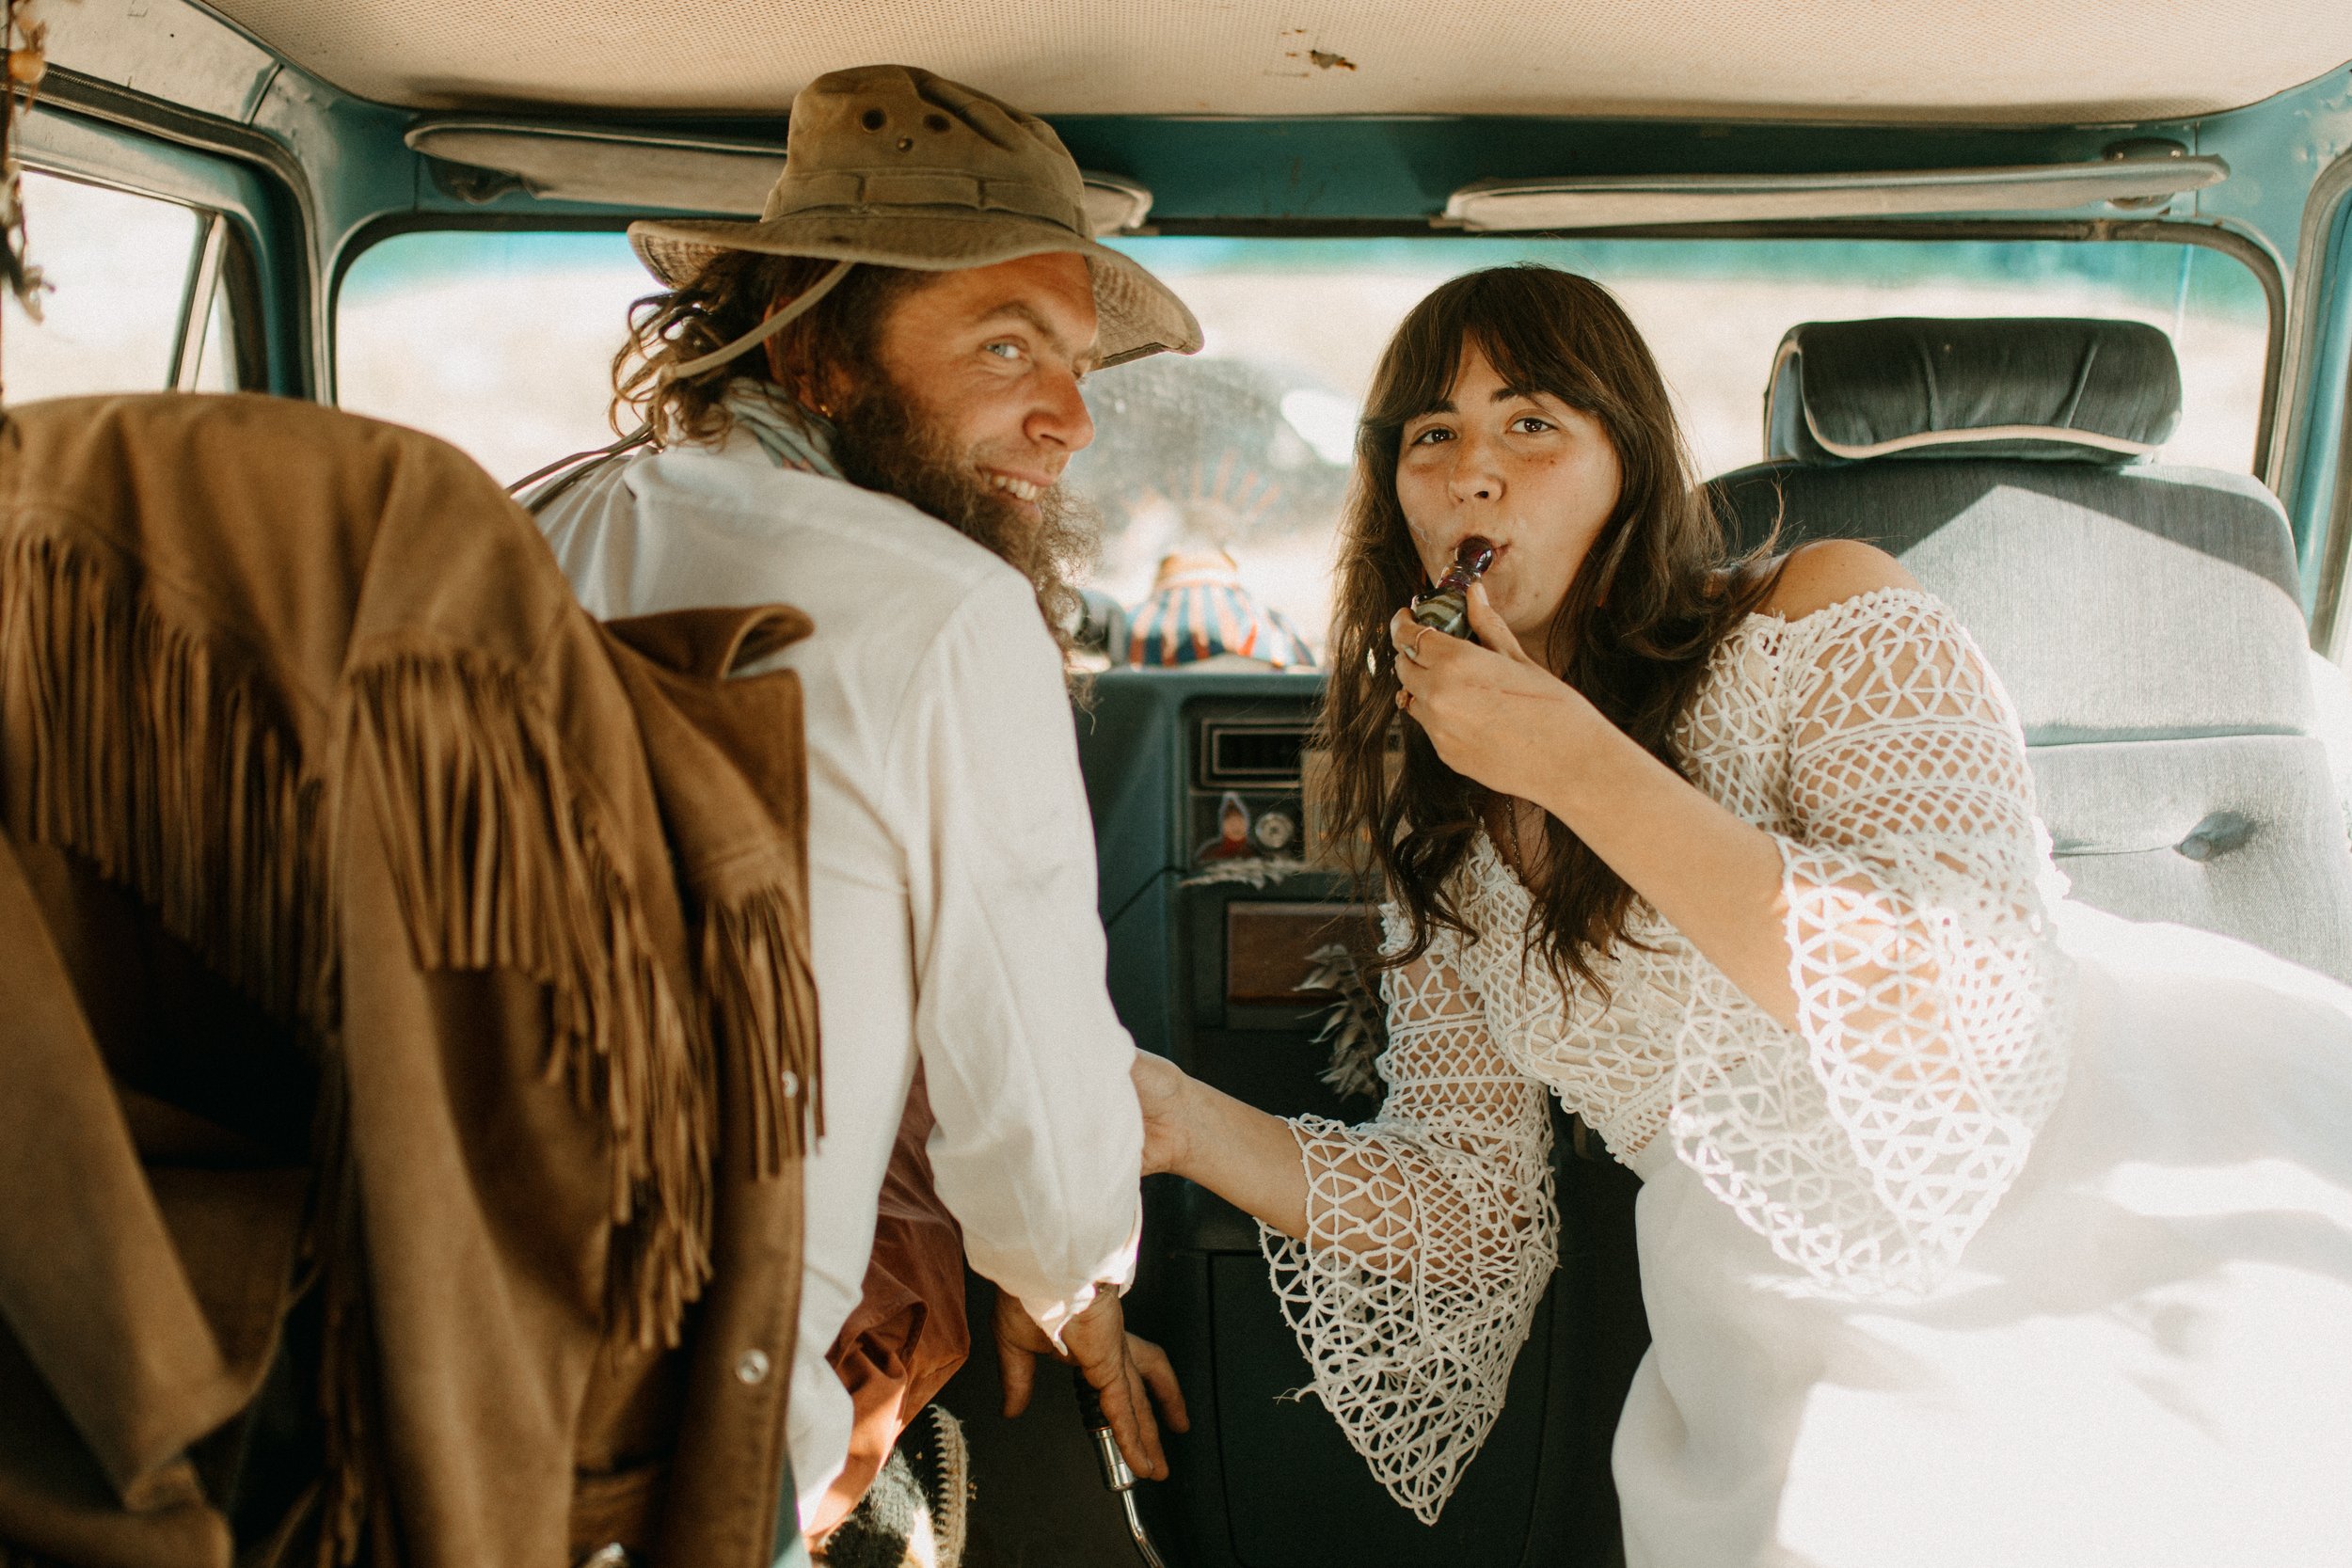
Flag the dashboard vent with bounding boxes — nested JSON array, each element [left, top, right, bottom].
[[1199, 720, 1309, 788]]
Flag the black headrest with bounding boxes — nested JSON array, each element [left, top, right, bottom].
[[1764, 317, 2182, 466]]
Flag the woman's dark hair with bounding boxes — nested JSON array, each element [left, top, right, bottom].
[[1316, 264, 1781, 991], [611, 251, 926, 444]]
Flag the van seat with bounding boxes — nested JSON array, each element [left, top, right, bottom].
[[1707, 317, 2352, 981]]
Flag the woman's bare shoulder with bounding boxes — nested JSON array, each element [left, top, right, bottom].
[[1760, 540, 1921, 622]]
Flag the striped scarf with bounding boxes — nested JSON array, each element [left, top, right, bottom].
[[723, 381, 847, 481]]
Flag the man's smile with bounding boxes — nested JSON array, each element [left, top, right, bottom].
[[983, 468, 1050, 504]]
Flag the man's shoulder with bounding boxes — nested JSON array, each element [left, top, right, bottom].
[[676, 449, 1025, 610]]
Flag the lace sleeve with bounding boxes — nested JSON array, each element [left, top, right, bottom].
[[1672, 587, 2073, 1295], [1260, 910, 1557, 1524]]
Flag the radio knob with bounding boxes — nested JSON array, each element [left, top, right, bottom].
[[1253, 810, 1296, 851]]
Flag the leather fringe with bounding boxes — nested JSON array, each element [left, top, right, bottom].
[[699, 884, 824, 1173], [0, 532, 331, 1032], [2, 537, 800, 1563], [345, 656, 715, 1348], [1, 535, 720, 1350]]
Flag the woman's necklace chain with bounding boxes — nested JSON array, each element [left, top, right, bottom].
[[1496, 796, 1538, 884]]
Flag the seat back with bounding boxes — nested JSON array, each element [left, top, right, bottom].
[[1708, 318, 2352, 981]]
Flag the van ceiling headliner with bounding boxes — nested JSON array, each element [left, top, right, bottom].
[[204, 0, 2352, 123]]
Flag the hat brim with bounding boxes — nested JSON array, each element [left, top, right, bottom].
[[629, 209, 1202, 368]]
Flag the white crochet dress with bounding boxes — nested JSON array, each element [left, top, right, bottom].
[[1263, 588, 2352, 1564]]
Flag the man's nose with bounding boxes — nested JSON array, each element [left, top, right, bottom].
[[1027, 366, 1095, 454]]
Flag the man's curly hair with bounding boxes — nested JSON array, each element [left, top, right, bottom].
[[610, 251, 924, 445]]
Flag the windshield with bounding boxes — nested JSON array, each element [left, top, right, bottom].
[[338, 230, 2268, 656]]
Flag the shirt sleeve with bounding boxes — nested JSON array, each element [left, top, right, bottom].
[[887, 573, 1142, 1344], [1670, 586, 2074, 1296], [1261, 909, 1558, 1525]]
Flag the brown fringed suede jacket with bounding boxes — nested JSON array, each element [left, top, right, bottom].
[[0, 393, 821, 1568]]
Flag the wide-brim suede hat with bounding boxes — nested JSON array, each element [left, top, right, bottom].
[[630, 65, 1201, 368]]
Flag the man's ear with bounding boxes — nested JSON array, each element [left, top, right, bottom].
[[761, 333, 845, 420]]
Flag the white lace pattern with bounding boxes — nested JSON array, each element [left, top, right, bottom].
[[1262, 587, 2074, 1520]]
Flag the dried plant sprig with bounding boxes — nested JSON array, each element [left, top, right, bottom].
[[1304, 941, 1386, 1101], [2, 0, 50, 345], [1178, 854, 1309, 890]]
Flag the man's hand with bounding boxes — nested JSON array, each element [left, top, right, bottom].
[[993, 1288, 1188, 1481]]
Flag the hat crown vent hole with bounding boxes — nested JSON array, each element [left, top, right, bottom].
[[860, 108, 886, 131]]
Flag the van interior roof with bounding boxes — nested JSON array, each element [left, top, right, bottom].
[[204, 0, 2352, 123]]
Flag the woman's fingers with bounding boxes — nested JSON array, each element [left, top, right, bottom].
[[1387, 607, 1423, 663], [1130, 1052, 1192, 1178], [1465, 582, 1533, 664]]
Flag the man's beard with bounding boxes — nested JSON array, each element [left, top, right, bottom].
[[829, 378, 1100, 652]]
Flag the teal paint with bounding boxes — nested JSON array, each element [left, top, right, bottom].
[[2292, 175, 2352, 609], [17, 101, 308, 395]]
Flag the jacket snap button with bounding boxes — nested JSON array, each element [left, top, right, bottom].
[[579, 1545, 631, 1568], [780, 1069, 801, 1100], [736, 1348, 772, 1385]]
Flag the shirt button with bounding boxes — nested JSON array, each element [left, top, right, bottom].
[[735, 1348, 772, 1386], [579, 1545, 631, 1568], [780, 1069, 801, 1100]]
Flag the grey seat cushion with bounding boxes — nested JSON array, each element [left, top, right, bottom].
[[1712, 459, 2311, 744], [2032, 735, 2352, 980], [1708, 456, 2352, 983]]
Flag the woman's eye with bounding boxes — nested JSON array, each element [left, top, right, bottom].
[[1407, 425, 1453, 446], [1511, 415, 1554, 435]]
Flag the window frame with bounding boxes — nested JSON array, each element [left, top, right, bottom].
[[332, 210, 2281, 467], [17, 98, 306, 397], [2287, 148, 2352, 657]]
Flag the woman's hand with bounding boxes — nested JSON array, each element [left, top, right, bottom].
[[1390, 581, 1603, 806], [1132, 1050, 1311, 1240], [1398, 583, 1801, 1028], [1132, 1050, 1194, 1179]]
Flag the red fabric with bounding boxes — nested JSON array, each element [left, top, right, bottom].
[[810, 1069, 969, 1539]]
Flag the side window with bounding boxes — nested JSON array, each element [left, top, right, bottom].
[[336, 230, 651, 486], [1, 168, 241, 401]]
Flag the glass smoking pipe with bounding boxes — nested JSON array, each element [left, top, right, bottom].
[[1408, 535, 1497, 640]]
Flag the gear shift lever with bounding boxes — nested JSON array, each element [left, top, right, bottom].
[[1073, 1369, 1169, 1568]]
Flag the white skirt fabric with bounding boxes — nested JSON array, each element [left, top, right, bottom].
[[1614, 901, 2352, 1568]]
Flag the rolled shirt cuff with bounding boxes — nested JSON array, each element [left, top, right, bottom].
[[1016, 1200, 1143, 1352]]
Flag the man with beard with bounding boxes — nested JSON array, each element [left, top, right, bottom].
[[530, 65, 1201, 1554]]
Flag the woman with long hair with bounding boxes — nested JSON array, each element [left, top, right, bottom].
[[1132, 264, 2352, 1563]]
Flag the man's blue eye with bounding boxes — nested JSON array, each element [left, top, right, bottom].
[[984, 341, 1022, 360]]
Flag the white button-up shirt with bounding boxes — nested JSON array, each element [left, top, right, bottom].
[[537, 427, 1143, 1527]]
